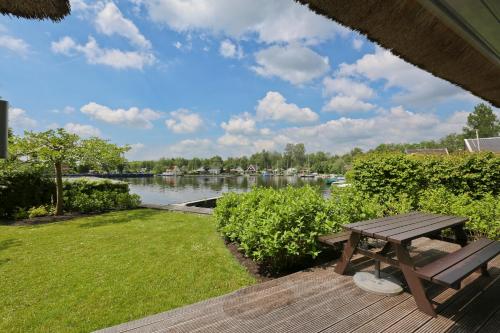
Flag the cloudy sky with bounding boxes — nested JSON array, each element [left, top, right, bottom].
[[0, 0, 492, 160]]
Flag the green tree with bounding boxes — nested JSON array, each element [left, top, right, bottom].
[[16, 129, 129, 215], [463, 103, 500, 138], [16, 129, 80, 215], [80, 137, 129, 173]]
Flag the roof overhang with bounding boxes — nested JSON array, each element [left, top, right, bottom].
[[297, 0, 500, 107], [0, 0, 70, 22]]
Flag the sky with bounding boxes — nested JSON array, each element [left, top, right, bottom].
[[0, 0, 496, 160]]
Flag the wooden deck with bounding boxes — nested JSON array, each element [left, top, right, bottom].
[[96, 238, 500, 333]]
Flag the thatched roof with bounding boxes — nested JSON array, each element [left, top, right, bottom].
[[297, 0, 500, 107], [0, 0, 70, 22]]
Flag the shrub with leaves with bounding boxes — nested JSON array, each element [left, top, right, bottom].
[[63, 178, 141, 213], [214, 186, 337, 271], [419, 187, 499, 240], [351, 152, 499, 201]]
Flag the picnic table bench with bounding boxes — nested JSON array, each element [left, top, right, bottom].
[[334, 212, 500, 317]]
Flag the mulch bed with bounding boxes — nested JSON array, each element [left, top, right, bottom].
[[224, 240, 342, 282], [0, 212, 101, 226]]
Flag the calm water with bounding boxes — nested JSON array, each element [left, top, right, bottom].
[[121, 175, 329, 205]]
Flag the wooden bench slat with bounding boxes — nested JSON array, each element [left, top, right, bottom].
[[318, 231, 351, 246], [387, 217, 468, 243], [365, 215, 456, 238], [359, 213, 439, 234], [344, 212, 420, 229], [416, 238, 494, 281], [432, 241, 500, 288], [372, 216, 456, 240]]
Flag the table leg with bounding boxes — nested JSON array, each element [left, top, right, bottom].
[[335, 232, 361, 275], [395, 243, 436, 317], [452, 225, 468, 247]]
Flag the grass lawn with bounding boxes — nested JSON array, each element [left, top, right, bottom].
[[0, 209, 255, 332]]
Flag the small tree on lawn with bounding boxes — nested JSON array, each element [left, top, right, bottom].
[[17, 129, 80, 215], [16, 129, 130, 216]]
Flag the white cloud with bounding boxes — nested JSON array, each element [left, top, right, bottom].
[[70, 0, 90, 11], [51, 36, 155, 70], [80, 102, 161, 128], [323, 77, 374, 99], [276, 106, 468, 153], [169, 138, 213, 156], [95, 2, 152, 49], [219, 39, 243, 59], [220, 113, 256, 134], [52, 106, 76, 114], [217, 133, 250, 146], [140, 0, 348, 44], [352, 38, 363, 51], [8, 108, 37, 128], [323, 96, 375, 113], [64, 123, 101, 137], [252, 44, 330, 85], [338, 47, 474, 107], [165, 109, 203, 133], [256, 91, 318, 123], [0, 27, 29, 56]]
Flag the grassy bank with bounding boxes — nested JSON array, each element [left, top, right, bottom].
[[0, 209, 255, 332]]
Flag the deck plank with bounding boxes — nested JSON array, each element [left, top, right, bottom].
[[95, 239, 500, 333]]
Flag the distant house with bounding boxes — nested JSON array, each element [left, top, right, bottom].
[[405, 148, 449, 155], [208, 167, 221, 175], [194, 166, 208, 174], [464, 137, 500, 153], [246, 165, 258, 174], [230, 166, 244, 174]]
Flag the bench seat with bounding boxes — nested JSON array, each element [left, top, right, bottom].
[[416, 238, 500, 289], [318, 231, 351, 246]]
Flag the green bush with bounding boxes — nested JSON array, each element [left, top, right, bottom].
[[419, 187, 499, 240], [0, 167, 55, 218], [28, 205, 54, 218], [351, 152, 499, 201], [63, 178, 141, 213], [214, 186, 337, 271]]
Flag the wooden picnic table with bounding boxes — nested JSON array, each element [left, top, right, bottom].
[[334, 211, 469, 317]]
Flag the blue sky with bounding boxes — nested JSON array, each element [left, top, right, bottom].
[[0, 0, 494, 160]]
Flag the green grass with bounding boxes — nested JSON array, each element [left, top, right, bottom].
[[0, 209, 255, 332]]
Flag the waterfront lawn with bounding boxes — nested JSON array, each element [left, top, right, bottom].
[[0, 209, 255, 333]]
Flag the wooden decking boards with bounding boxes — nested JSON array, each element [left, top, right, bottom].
[[95, 238, 500, 333]]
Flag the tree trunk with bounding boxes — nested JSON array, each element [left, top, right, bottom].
[[55, 161, 64, 216]]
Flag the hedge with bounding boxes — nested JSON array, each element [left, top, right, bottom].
[[63, 178, 141, 213], [0, 168, 55, 218], [0, 173, 140, 218], [350, 152, 500, 201], [214, 186, 335, 271]]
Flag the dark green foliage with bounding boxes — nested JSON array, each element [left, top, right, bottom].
[[0, 168, 55, 218], [214, 185, 415, 271], [463, 103, 500, 138], [63, 178, 141, 213], [351, 152, 500, 202], [214, 186, 336, 271]]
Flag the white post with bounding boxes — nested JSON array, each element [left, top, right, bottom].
[[476, 129, 481, 152], [0, 100, 8, 159]]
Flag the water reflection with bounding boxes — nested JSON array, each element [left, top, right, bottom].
[[121, 175, 329, 205]]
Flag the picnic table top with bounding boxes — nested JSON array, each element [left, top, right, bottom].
[[343, 212, 468, 244]]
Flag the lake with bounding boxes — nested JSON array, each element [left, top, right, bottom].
[[120, 175, 330, 205]]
